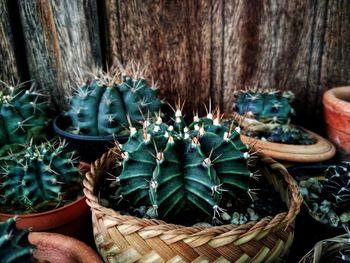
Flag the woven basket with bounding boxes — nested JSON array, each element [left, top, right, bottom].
[[84, 148, 302, 263], [299, 234, 350, 263]]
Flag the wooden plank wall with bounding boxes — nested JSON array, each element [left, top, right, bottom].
[[1, 0, 350, 128]]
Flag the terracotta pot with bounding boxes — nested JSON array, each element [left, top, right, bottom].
[[29, 232, 102, 263], [323, 86, 350, 157], [0, 162, 91, 241], [240, 127, 335, 163]]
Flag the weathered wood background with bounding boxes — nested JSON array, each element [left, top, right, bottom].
[[1, 0, 350, 128]]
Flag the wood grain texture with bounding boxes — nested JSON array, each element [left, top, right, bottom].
[[18, 0, 102, 109], [0, 0, 20, 83], [108, 0, 212, 114]]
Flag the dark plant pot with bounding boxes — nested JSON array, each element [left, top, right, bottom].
[[54, 115, 129, 163], [287, 164, 346, 262]]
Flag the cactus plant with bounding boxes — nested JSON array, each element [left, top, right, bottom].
[[298, 162, 350, 228], [0, 80, 50, 152], [233, 88, 315, 145], [0, 140, 81, 214], [66, 65, 163, 136], [115, 106, 256, 224], [0, 218, 35, 263]]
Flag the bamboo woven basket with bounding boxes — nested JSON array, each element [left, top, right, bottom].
[[83, 148, 302, 263], [299, 233, 350, 263]]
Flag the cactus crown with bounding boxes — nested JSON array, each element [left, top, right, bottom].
[[0, 80, 50, 151], [0, 140, 81, 214], [116, 104, 255, 224], [67, 63, 163, 136], [323, 162, 350, 215], [0, 218, 35, 263]]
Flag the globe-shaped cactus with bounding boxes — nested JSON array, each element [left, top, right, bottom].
[[0, 81, 50, 150], [0, 218, 34, 263], [0, 140, 81, 213], [67, 65, 163, 136], [116, 106, 255, 224]]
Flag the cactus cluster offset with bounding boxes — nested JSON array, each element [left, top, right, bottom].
[[0, 141, 80, 214], [0, 81, 49, 148], [67, 66, 162, 136], [234, 89, 294, 124], [116, 107, 255, 224], [0, 218, 34, 263]]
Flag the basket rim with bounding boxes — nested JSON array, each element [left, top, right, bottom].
[[83, 147, 302, 244]]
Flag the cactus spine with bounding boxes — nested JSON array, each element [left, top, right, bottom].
[[117, 106, 254, 224], [0, 218, 34, 263], [67, 65, 162, 136], [0, 81, 50, 149], [0, 140, 80, 214]]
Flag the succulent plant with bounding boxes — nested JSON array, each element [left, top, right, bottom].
[[67, 65, 163, 136], [233, 89, 315, 145], [116, 106, 256, 224], [0, 140, 81, 214], [0, 81, 50, 151], [234, 89, 294, 124], [0, 218, 35, 263]]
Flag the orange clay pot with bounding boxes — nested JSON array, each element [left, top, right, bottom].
[[29, 232, 102, 263], [240, 128, 335, 163], [323, 86, 350, 157], [0, 162, 91, 241]]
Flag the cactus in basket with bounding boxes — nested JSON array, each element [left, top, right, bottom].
[[0, 218, 35, 263], [233, 88, 314, 145], [0, 218, 35, 262], [67, 63, 163, 136], [0, 80, 50, 152], [116, 105, 256, 224], [0, 140, 81, 214]]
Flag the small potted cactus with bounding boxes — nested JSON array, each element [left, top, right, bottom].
[[83, 105, 302, 262], [0, 217, 102, 263], [54, 63, 164, 162], [0, 140, 90, 239], [0, 80, 51, 157], [231, 88, 335, 163]]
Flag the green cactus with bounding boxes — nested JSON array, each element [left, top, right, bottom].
[[266, 125, 315, 145], [117, 107, 254, 224], [0, 81, 50, 152], [0, 218, 35, 263], [0, 140, 81, 214], [234, 89, 294, 124], [67, 66, 163, 136]]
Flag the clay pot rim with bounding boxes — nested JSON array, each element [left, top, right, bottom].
[[240, 127, 336, 162], [323, 86, 350, 115], [0, 195, 87, 219], [28, 232, 103, 263]]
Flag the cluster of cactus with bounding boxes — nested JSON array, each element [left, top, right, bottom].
[[0, 140, 80, 214], [0, 81, 50, 151], [67, 65, 163, 136], [0, 218, 34, 263], [298, 162, 350, 227], [233, 89, 314, 145], [115, 106, 256, 224]]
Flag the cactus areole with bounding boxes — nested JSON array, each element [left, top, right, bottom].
[[0, 141, 81, 214], [66, 74, 162, 137], [116, 108, 256, 224]]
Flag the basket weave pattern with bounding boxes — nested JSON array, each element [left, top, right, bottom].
[[84, 148, 302, 263]]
